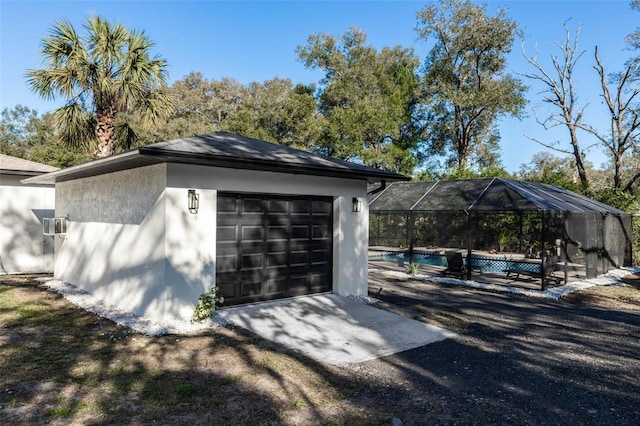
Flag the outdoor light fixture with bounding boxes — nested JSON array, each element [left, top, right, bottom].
[[188, 189, 199, 214], [352, 197, 362, 213]]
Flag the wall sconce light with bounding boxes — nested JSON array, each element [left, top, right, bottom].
[[188, 189, 199, 214], [352, 197, 361, 213]]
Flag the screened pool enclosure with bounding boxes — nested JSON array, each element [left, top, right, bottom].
[[369, 178, 632, 290]]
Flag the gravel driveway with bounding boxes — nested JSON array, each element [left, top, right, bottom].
[[343, 272, 640, 425]]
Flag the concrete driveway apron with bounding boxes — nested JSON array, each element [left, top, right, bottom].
[[216, 293, 455, 366]]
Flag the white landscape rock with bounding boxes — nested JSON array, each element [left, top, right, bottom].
[[36, 278, 225, 336], [369, 266, 640, 300], [36, 266, 639, 336]]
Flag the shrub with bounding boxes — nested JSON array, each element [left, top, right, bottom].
[[192, 287, 224, 322]]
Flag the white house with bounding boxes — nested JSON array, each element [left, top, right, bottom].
[[24, 133, 407, 323], [0, 154, 57, 273]]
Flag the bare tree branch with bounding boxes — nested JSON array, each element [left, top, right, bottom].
[[585, 46, 640, 189], [521, 20, 590, 190]]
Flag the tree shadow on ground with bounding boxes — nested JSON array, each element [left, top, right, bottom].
[[0, 275, 396, 425], [621, 273, 640, 289], [365, 273, 640, 425], [2, 273, 640, 425]]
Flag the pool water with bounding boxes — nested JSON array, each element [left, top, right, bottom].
[[375, 251, 541, 274]]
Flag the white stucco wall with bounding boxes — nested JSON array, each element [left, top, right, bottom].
[[161, 185, 217, 317], [54, 162, 370, 323], [54, 163, 218, 323], [0, 174, 55, 273]]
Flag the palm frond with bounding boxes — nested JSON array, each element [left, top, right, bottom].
[[26, 19, 93, 103], [137, 89, 176, 126], [53, 103, 95, 149], [114, 121, 138, 151], [41, 20, 83, 67]]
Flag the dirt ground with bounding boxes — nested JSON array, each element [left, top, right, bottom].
[[1, 273, 640, 425]]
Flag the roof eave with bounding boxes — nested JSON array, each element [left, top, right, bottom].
[[2, 169, 50, 177], [139, 147, 409, 183], [21, 150, 149, 185], [22, 146, 409, 185]]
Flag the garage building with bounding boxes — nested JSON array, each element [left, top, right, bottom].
[[25, 133, 407, 323]]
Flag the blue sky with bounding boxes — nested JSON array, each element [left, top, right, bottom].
[[1, 0, 638, 173]]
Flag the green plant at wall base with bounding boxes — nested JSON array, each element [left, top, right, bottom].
[[192, 287, 224, 322], [408, 262, 419, 275]]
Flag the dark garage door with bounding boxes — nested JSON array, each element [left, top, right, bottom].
[[216, 192, 333, 306]]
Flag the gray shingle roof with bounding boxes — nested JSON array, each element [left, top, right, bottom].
[[0, 153, 58, 176], [24, 132, 409, 184], [139, 132, 409, 182]]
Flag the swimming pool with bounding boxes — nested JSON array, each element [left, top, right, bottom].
[[372, 251, 541, 274]]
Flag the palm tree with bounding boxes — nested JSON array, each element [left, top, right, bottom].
[[26, 16, 174, 158]]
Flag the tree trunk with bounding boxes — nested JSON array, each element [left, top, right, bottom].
[[566, 121, 589, 191], [455, 106, 469, 170], [614, 153, 623, 190], [95, 105, 116, 158]]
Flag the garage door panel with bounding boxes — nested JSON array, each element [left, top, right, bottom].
[[291, 200, 310, 213], [267, 225, 289, 240], [291, 214, 318, 223], [217, 193, 332, 306], [288, 274, 311, 292], [241, 252, 263, 269], [217, 280, 238, 299], [240, 280, 263, 297], [266, 277, 288, 295], [291, 225, 310, 240], [217, 225, 238, 242], [240, 265, 263, 280], [312, 224, 331, 239], [217, 197, 239, 213], [265, 237, 288, 249], [312, 200, 332, 214], [309, 272, 328, 286], [265, 268, 289, 286], [267, 251, 287, 266], [289, 250, 309, 266], [238, 239, 263, 253], [216, 253, 238, 272], [311, 249, 330, 264], [242, 197, 264, 212], [267, 199, 288, 213], [241, 225, 264, 241]]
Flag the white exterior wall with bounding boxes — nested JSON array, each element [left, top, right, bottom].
[[162, 185, 217, 317], [0, 174, 55, 273], [55, 164, 178, 322], [54, 162, 369, 323]]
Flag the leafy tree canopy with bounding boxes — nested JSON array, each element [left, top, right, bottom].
[[0, 105, 90, 167], [416, 0, 527, 172], [297, 26, 422, 175], [225, 78, 322, 150]]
